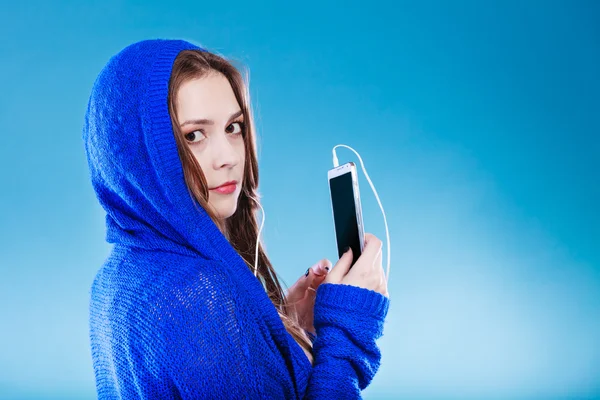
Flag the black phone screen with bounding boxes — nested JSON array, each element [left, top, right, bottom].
[[329, 171, 362, 266]]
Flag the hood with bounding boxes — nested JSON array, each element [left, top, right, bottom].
[[82, 39, 228, 260]]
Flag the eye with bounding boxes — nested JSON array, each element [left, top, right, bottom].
[[226, 121, 245, 135], [184, 130, 206, 143]]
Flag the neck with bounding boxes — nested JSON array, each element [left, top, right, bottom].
[[218, 218, 229, 240]]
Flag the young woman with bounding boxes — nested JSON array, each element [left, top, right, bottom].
[[85, 39, 389, 399]]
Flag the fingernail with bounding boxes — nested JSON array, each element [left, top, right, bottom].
[[305, 268, 310, 277]]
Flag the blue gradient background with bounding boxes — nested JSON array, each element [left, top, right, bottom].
[[0, 1, 598, 399]]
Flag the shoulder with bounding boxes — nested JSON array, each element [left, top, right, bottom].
[[145, 255, 256, 366], [139, 253, 244, 333], [94, 247, 239, 327]]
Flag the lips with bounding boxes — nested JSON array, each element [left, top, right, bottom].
[[210, 181, 238, 195]]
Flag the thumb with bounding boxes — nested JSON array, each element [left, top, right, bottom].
[[326, 247, 353, 283]]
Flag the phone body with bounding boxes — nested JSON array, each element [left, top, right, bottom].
[[328, 161, 365, 267]]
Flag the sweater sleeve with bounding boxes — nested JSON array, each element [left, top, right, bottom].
[[152, 268, 264, 399], [305, 283, 390, 399]]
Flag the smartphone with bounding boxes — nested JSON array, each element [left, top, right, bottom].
[[328, 162, 365, 267]]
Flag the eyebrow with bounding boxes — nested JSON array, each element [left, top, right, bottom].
[[180, 110, 244, 127]]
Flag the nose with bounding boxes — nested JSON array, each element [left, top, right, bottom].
[[211, 132, 241, 170]]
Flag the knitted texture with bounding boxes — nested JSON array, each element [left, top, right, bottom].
[[84, 39, 390, 399]]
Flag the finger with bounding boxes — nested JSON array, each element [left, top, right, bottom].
[[307, 259, 332, 293], [375, 246, 385, 283], [287, 261, 325, 301], [375, 246, 383, 273], [286, 277, 309, 303], [312, 258, 331, 277], [310, 267, 331, 292], [363, 232, 381, 248], [359, 234, 383, 269], [327, 247, 353, 283]]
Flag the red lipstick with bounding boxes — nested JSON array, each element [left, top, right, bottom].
[[210, 181, 237, 195]]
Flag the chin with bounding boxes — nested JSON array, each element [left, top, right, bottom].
[[210, 196, 240, 220], [217, 206, 237, 220]]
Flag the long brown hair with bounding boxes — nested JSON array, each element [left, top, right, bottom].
[[167, 49, 314, 363]]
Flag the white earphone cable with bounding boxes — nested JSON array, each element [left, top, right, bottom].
[[252, 197, 265, 277], [332, 145, 391, 281], [251, 145, 389, 282]]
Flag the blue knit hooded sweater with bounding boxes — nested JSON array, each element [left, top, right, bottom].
[[84, 39, 390, 399]]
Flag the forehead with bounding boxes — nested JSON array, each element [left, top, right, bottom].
[[176, 73, 240, 119]]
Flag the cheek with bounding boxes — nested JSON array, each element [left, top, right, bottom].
[[237, 140, 246, 165], [191, 149, 213, 181]]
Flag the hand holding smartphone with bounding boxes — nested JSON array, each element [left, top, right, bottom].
[[324, 233, 388, 298], [328, 162, 365, 267]]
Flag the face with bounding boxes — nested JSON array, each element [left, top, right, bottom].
[[176, 72, 246, 220]]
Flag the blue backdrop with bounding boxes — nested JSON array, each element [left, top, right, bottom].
[[0, 1, 598, 399]]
